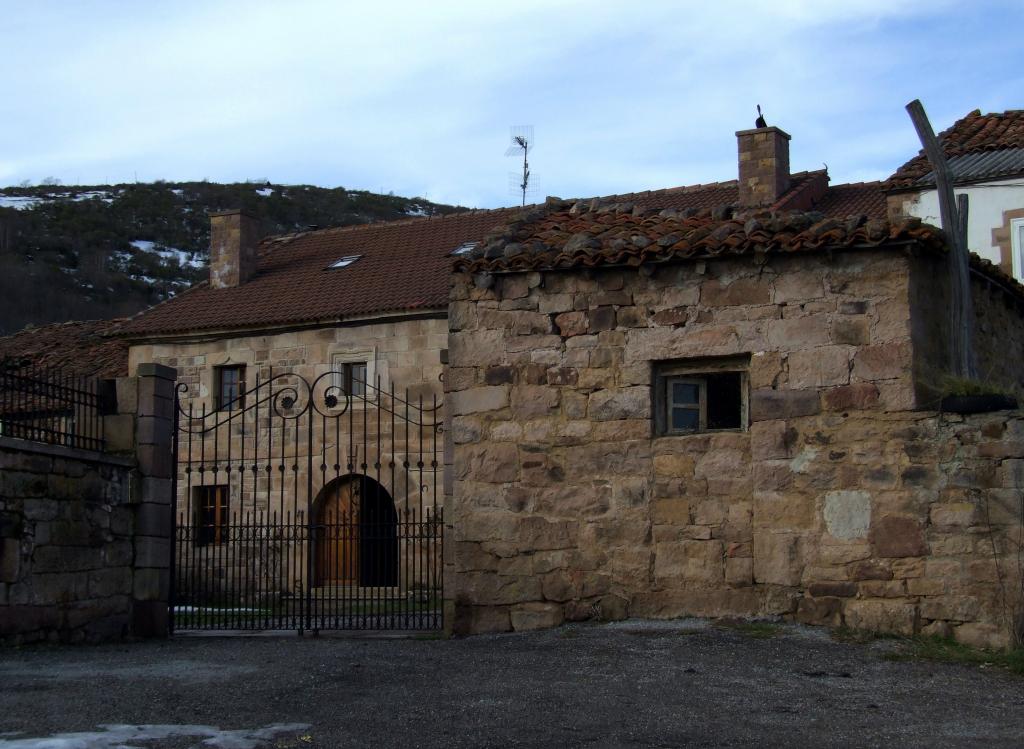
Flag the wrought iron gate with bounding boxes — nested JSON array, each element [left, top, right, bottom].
[[170, 370, 444, 632]]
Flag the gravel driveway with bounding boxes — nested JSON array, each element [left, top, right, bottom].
[[1, 619, 1023, 748]]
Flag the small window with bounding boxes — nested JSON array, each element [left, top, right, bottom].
[[216, 365, 245, 411], [333, 360, 367, 397], [327, 255, 362, 269], [195, 485, 229, 545], [451, 241, 479, 257], [654, 358, 747, 436]]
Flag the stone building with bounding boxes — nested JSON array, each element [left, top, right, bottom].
[[447, 190, 1024, 645]]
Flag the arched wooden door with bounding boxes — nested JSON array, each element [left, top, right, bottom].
[[314, 475, 398, 587], [315, 479, 360, 585]]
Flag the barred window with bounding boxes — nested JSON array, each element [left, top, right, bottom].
[[215, 365, 245, 411], [195, 485, 229, 546]]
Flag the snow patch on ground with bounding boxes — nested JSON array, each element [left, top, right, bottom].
[[255, 187, 274, 197], [0, 195, 43, 210], [0, 722, 311, 749], [130, 240, 205, 269], [0, 190, 117, 210], [405, 204, 429, 216]]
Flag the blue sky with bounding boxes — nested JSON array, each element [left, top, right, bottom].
[[1, 0, 1021, 208]]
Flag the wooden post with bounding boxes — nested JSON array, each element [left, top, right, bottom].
[[906, 99, 977, 380]]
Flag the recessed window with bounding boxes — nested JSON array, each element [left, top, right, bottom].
[[450, 241, 479, 257], [215, 365, 245, 411], [195, 485, 229, 546], [327, 255, 362, 269], [332, 357, 368, 397], [654, 357, 748, 436]]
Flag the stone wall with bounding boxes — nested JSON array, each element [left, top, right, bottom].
[[909, 251, 1024, 399], [0, 364, 176, 645], [0, 438, 136, 644], [447, 248, 1024, 646]]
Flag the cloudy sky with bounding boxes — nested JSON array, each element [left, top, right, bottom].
[[2, 0, 1021, 208]]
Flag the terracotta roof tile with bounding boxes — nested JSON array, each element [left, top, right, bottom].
[[119, 209, 519, 337], [454, 202, 947, 275], [0, 319, 129, 377], [888, 109, 1024, 189]]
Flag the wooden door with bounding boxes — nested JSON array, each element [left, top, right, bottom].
[[316, 481, 359, 585]]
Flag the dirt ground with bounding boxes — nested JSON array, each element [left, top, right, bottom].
[[1, 619, 1023, 748]]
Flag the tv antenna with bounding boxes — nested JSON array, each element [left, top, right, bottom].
[[506, 126, 534, 206]]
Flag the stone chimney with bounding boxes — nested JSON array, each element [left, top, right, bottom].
[[736, 126, 791, 209], [209, 210, 259, 289]]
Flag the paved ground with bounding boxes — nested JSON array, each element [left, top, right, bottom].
[[2, 619, 1023, 748]]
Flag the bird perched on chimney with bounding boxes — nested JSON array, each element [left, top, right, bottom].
[[755, 105, 767, 129]]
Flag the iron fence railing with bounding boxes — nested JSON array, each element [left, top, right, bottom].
[[0, 362, 112, 452]]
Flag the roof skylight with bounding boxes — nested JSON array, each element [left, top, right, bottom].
[[451, 241, 479, 257], [327, 255, 362, 269]]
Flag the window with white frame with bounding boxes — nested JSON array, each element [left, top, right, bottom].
[[653, 356, 748, 436], [331, 351, 376, 400], [1012, 217, 1024, 282]]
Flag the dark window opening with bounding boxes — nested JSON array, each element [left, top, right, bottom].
[[216, 365, 245, 411], [338, 361, 367, 397], [655, 359, 746, 436], [195, 485, 229, 545]]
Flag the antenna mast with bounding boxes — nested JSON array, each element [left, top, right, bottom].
[[506, 126, 534, 207]]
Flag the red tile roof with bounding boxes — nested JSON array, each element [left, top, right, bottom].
[[119, 175, 889, 338], [119, 209, 519, 337], [453, 201, 946, 274], [0, 319, 129, 378], [887, 109, 1024, 189]]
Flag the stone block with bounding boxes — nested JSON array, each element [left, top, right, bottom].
[[510, 602, 564, 632], [135, 502, 170, 538], [588, 387, 650, 421], [929, 503, 976, 528], [654, 540, 724, 584], [725, 556, 753, 587], [807, 581, 856, 598], [133, 568, 169, 601], [749, 351, 783, 389], [852, 341, 910, 382], [134, 537, 170, 569], [831, 317, 870, 346], [511, 386, 560, 419], [870, 515, 927, 558], [843, 599, 917, 635], [753, 533, 802, 586], [796, 596, 842, 626], [449, 386, 509, 416], [750, 389, 819, 421], [823, 490, 871, 541], [103, 414, 136, 454], [588, 307, 616, 333], [484, 365, 515, 385], [554, 311, 588, 337], [767, 315, 829, 349], [788, 347, 850, 389], [821, 383, 879, 411], [115, 376, 139, 415], [0, 539, 20, 583], [954, 621, 1007, 650], [702, 277, 770, 306]]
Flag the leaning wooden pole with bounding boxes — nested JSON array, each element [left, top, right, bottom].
[[905, 99, 977, 379]]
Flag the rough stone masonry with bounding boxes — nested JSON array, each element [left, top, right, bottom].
[[445, 205, 1024, 647]]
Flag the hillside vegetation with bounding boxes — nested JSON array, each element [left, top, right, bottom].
[[0, 181, 461, 335]]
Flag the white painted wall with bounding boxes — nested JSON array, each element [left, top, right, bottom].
[[900, 179, 1024, 273]]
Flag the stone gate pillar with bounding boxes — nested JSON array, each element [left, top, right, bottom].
[[131, 363, 176, 637]]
